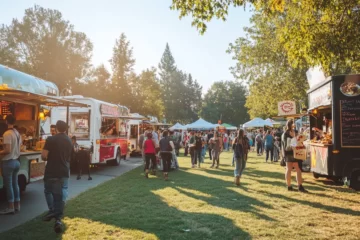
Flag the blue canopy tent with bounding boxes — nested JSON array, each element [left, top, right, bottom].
[[186, 118, 216, 130]]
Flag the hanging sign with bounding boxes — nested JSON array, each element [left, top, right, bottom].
[[278, 101, 296, 115], [100, 104, 120, 117], [308, 82, 331, 109]]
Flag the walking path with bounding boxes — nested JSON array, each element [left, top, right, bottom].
[[0, 158, 142, 233]]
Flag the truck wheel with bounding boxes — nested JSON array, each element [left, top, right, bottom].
[[350, 170, 360, 191], [18, 175, 27, 192], [108, 149, 121, 166], [313, 172, 320, 179]]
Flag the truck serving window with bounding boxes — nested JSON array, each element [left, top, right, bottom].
[[70, 113, 90, 140]]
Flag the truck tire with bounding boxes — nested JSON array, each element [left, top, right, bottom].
[[313, 172, 320, 179], [107, 149, 121, 166], [350, 170, 360, 191], [18, 175, 27, 192]]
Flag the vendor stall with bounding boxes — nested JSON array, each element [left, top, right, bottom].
[[307, 74, 360, 190], [0, 64, 88, 192]]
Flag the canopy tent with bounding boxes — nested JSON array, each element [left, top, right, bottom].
[[186, 118, 216, 130], [221, 123, 237, 130], [265, 118, 283, 126], [169, 122, 186, 130], [243, 118, 273, 128]]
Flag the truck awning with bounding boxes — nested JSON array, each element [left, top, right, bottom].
[[0, 89, 89, 107]]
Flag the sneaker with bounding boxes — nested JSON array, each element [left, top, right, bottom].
[[54, 220, 63, 234], [298, 185, 308, 193], [42, 211, 56, 222], [0, 208, 15, 215], [287, 186, 294, 191], [215, 165, 219, 169]]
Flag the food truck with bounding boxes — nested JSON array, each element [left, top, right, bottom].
[[306, 74, 360, 190], [51, 96, 132, 166], [0, 64, 87, 192]]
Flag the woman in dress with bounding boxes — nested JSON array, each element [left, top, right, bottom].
[[281, 120, 307, 192]]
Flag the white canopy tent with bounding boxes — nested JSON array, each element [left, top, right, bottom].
[[243, 118, 273, 128], [265, 118, 282, 126], [186, 118, 216, 130], [169, 122, 186, 130]]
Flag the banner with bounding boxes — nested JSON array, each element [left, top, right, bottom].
[[278, 101, 296, 115]]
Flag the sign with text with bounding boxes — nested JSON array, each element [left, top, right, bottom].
[[340, 99, 360, 148], [100, 104, 120, 117], [308, 82, 331, 109], [278, 101, 296, 115]]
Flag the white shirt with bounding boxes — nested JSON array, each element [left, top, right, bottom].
[[2, 129, 21, 161]]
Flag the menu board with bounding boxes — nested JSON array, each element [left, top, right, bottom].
[[340, 99, 360, 147]]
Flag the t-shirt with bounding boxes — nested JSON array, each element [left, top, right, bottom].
[[44, 133, 72, 179], [264, 134, 274, 147], [2, 129, 21, 161], [195, 136, 202, 150]]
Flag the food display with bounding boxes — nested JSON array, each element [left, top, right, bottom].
[[340, 82, 360, 97], [311, 127, 332, 144]]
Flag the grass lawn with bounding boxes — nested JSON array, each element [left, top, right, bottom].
[[1, 151, 359, 240]]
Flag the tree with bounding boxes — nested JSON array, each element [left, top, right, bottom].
[[172, 0, 360, 76], [78, 64, 111, 100], [109, 33, 135, 106], [1, 5, 93, 92], [170, 0, 286, 34], [201, 81, 248, 125], [129, 68, 164, 118], [227, 13, 308, 118]]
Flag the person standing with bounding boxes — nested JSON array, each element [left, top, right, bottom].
[[281, 120, 307, 192], [159, 131, 174, 181], [264, 130, 274, 162], [209, 132, 223, 168], [41, 120, 73, 233], [207, 131, 214, 160], [50, 124, 57, 136], [143, 133, 157, 178], [188, 131, 196, 167], [223, 132, 229, 151], [255, 130, 263, 156], [194, 132, 203, 168], [0, 115, 21, 215]]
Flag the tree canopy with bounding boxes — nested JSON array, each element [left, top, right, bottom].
[[201, 81, 248, 125]]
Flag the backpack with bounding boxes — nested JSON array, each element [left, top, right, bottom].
[[256, 135, 262, 143]]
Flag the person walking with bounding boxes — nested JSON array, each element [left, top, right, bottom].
[[41, 120, 73, 233], [264, 130, 274, 162], [281, 120, 307, 192], [143, 132, 157, 178], [209, 132, 223, 168], [223, 132, 229, 151], [233, 129, 247, 186], [159, 131, 174, 181], [0, 115, 21, 215]]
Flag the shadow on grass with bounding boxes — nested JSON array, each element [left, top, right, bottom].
[[0, 167, 253, 240], [256, 190, 360, 216]]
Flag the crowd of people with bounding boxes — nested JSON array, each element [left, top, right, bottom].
[[0, 117, 306, 234]]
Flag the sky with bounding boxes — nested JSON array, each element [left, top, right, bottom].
[[1, 0, 253, 93]]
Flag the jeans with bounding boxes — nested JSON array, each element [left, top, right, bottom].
[[234, 156, 246, 177], [161, 152, 172, 172], [256, 142, 263, 154], [193, 149, 202, 165], [172, 152, 179, 168], [44, 178, 69, 219], [232, 153, 235, 166], [208, 147, 212, 160], [224, 142, 229, 151], [265, 146, 274, 162], [2, 159, 20, 203]]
